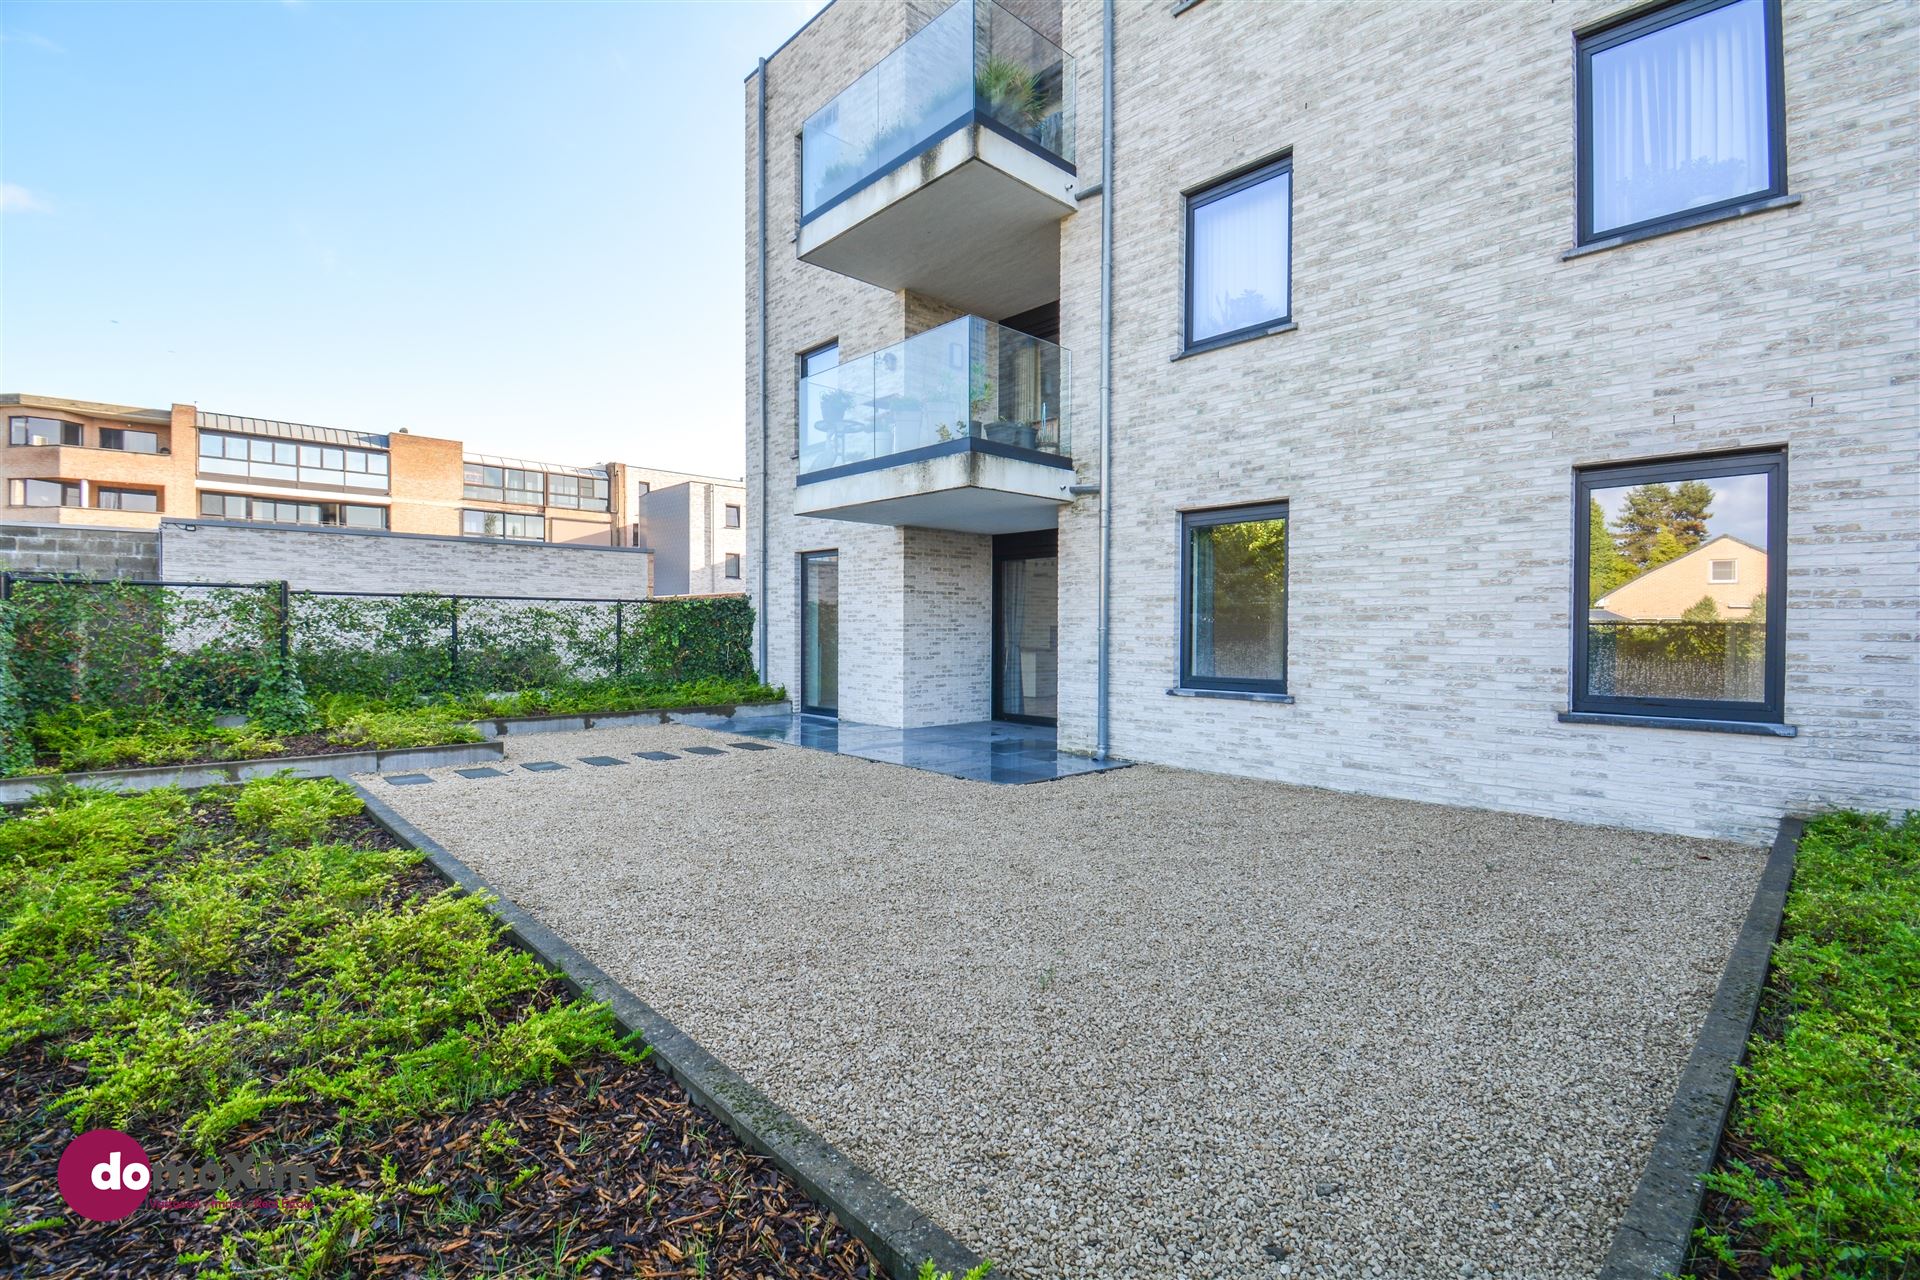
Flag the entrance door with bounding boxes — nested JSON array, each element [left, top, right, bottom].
[[800, 550, 839, 716], [992, 531, 1057, 725]]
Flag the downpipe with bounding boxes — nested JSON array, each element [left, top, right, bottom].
[[755, 56, 771, 681], [1094, 0, 1115, 761]]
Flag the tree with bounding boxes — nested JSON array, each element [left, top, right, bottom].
[[1612, 480, 1716, 568], [1681, 594, 1723, 623], [1587, 498, 1637, 602]]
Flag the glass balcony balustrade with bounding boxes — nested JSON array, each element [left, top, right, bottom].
[[800, 0, 1075, 224], [798, 317, 1068, 479]]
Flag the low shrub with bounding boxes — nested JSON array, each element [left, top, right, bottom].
[[317, 698, 482, 751], [3, 778, 633, 1148], [457, 675, 784, 719], [1692, 810, 1919, 1279]]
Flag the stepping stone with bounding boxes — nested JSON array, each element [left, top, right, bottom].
[[384, 773, 433, 786], [522, 761, 568, 773], [681, 746, 726, 756], [634, 751, 679, 761], [454, 766, 506, 779], [729, 741, 777, 751], [580, 756, 627, 767]]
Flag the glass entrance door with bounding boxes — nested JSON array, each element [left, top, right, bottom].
[[801, 550, 839, 716], [993, 531, 1057, 725]]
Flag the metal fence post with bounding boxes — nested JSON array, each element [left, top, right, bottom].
[[614, 601, 624, 678], [0, 571, 10, 603], [277, 581, 291, 662], [449, 595, 461, 682]]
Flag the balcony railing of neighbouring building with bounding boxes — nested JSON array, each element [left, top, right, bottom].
[[800, 0, 1075, 224], [798, 316, 1068, 480]]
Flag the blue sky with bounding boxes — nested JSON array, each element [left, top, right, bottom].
[[0, 0, 823, 477]]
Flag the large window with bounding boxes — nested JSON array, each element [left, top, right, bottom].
[[10, 416, 82, 447], [546, 473, 610, 511], [9, 479, 82, 507], [1574, 450, 1785, 724], [463, 464, 551, 506], [462, 510, 545, 541], [197, 431, 389, 491], [797, 341, 839, 452], [1185, 156, 1292, 351], [95, 486, 159, 513], [100, 427, 160, 454], [1180, 502, 1289, 694], [199, 491, 388, 529], [1577, 0, 1786, 244]]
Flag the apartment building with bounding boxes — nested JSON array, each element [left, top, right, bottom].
[[743, 0, 1918, 839], [1, 393, 746, 593]]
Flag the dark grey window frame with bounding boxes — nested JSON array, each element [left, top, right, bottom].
[[100, 427, 160, 454], [94, 485, 160, 512], [1575, 0, 1788, 247], [1570, 447, 1787, 726], [10, 478, 83, 507], [796, 339, 840, 457], [461, 509, 545, 541], [725, 552, 742, 579], [10, 416, 83, 447], [1182, 154, 1294, 357], [1178, 500, 1290, 696], [724, 503, 742, 528]]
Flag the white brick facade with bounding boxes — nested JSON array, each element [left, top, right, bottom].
[[748, 0, 1919, 841]]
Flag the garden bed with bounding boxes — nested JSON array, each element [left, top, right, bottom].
[[1683, 811, 1917, 1279], [0, 779, 881, 1279]]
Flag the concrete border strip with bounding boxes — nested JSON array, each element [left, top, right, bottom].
[[1597, 813, 1802, 1279], [470, 700, 793, 737], [350, 782, 985, 1280], [0, 740, 504, 805]]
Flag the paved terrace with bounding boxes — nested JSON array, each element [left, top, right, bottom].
[[368, 722, 1765, 1280]]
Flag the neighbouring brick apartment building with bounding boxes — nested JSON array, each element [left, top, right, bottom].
[[0, 393, 747, 595], [744, 0, 1918, 840]]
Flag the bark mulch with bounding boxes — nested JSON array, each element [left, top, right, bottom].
[[0, 803, 881, 1280]]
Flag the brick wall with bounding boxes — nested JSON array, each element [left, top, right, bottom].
[[1050, 0, 1918, 840], [0, 522, 160, 579], [749, 0, 1918, 840], [158, 520, 651, 598]]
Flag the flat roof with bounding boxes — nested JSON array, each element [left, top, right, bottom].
[[0, 393, 171, 424]]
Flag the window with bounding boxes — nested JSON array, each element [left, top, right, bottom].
[[197, 491, 388, 528], [463, 464, 504, 501], [798, 341, 840, 452], [1185, 157, 1292, 351], [10, 416, 82, 447], [725, 504, 742, 528], [1574, 449, 1785, 724], [197, 430, 389, 491], [725, 552, 742, 579], [1180, 502, 1289, 694], [95, 486, 159, 513], [100, 428, 159, 454], [1577, 0, 1786, 245], [505, 469, 544, 505], [545, 473, 611, 511], [9, 479, 82, 507], [462, 510, 544, 541]]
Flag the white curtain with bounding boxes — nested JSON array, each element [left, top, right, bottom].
[[1191, 170, 1290, 343], [1590, 0, 1770, 234]]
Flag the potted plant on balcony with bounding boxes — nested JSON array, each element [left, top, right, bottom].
[[820, 388, 853, 425], [977, 57, 1044, 132]]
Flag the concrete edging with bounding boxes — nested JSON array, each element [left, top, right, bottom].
[[472, 699, 793, 738], [0, 740, 505, 805], [1597, 813, 1803, 1280], [350, 782, 983, 1280]]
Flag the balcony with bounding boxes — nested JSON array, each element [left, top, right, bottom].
[[796, 316, 1070, 534], [797, 0, 1076, 317]]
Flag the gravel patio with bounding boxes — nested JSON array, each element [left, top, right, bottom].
[[368, 722, 1766, 1280]]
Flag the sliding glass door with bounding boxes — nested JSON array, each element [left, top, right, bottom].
[[800, 550, 839, 716]]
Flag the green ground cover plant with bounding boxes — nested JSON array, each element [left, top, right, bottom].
[[0, 779, 877, 1277], [1689, 810, 1919, 1280]]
